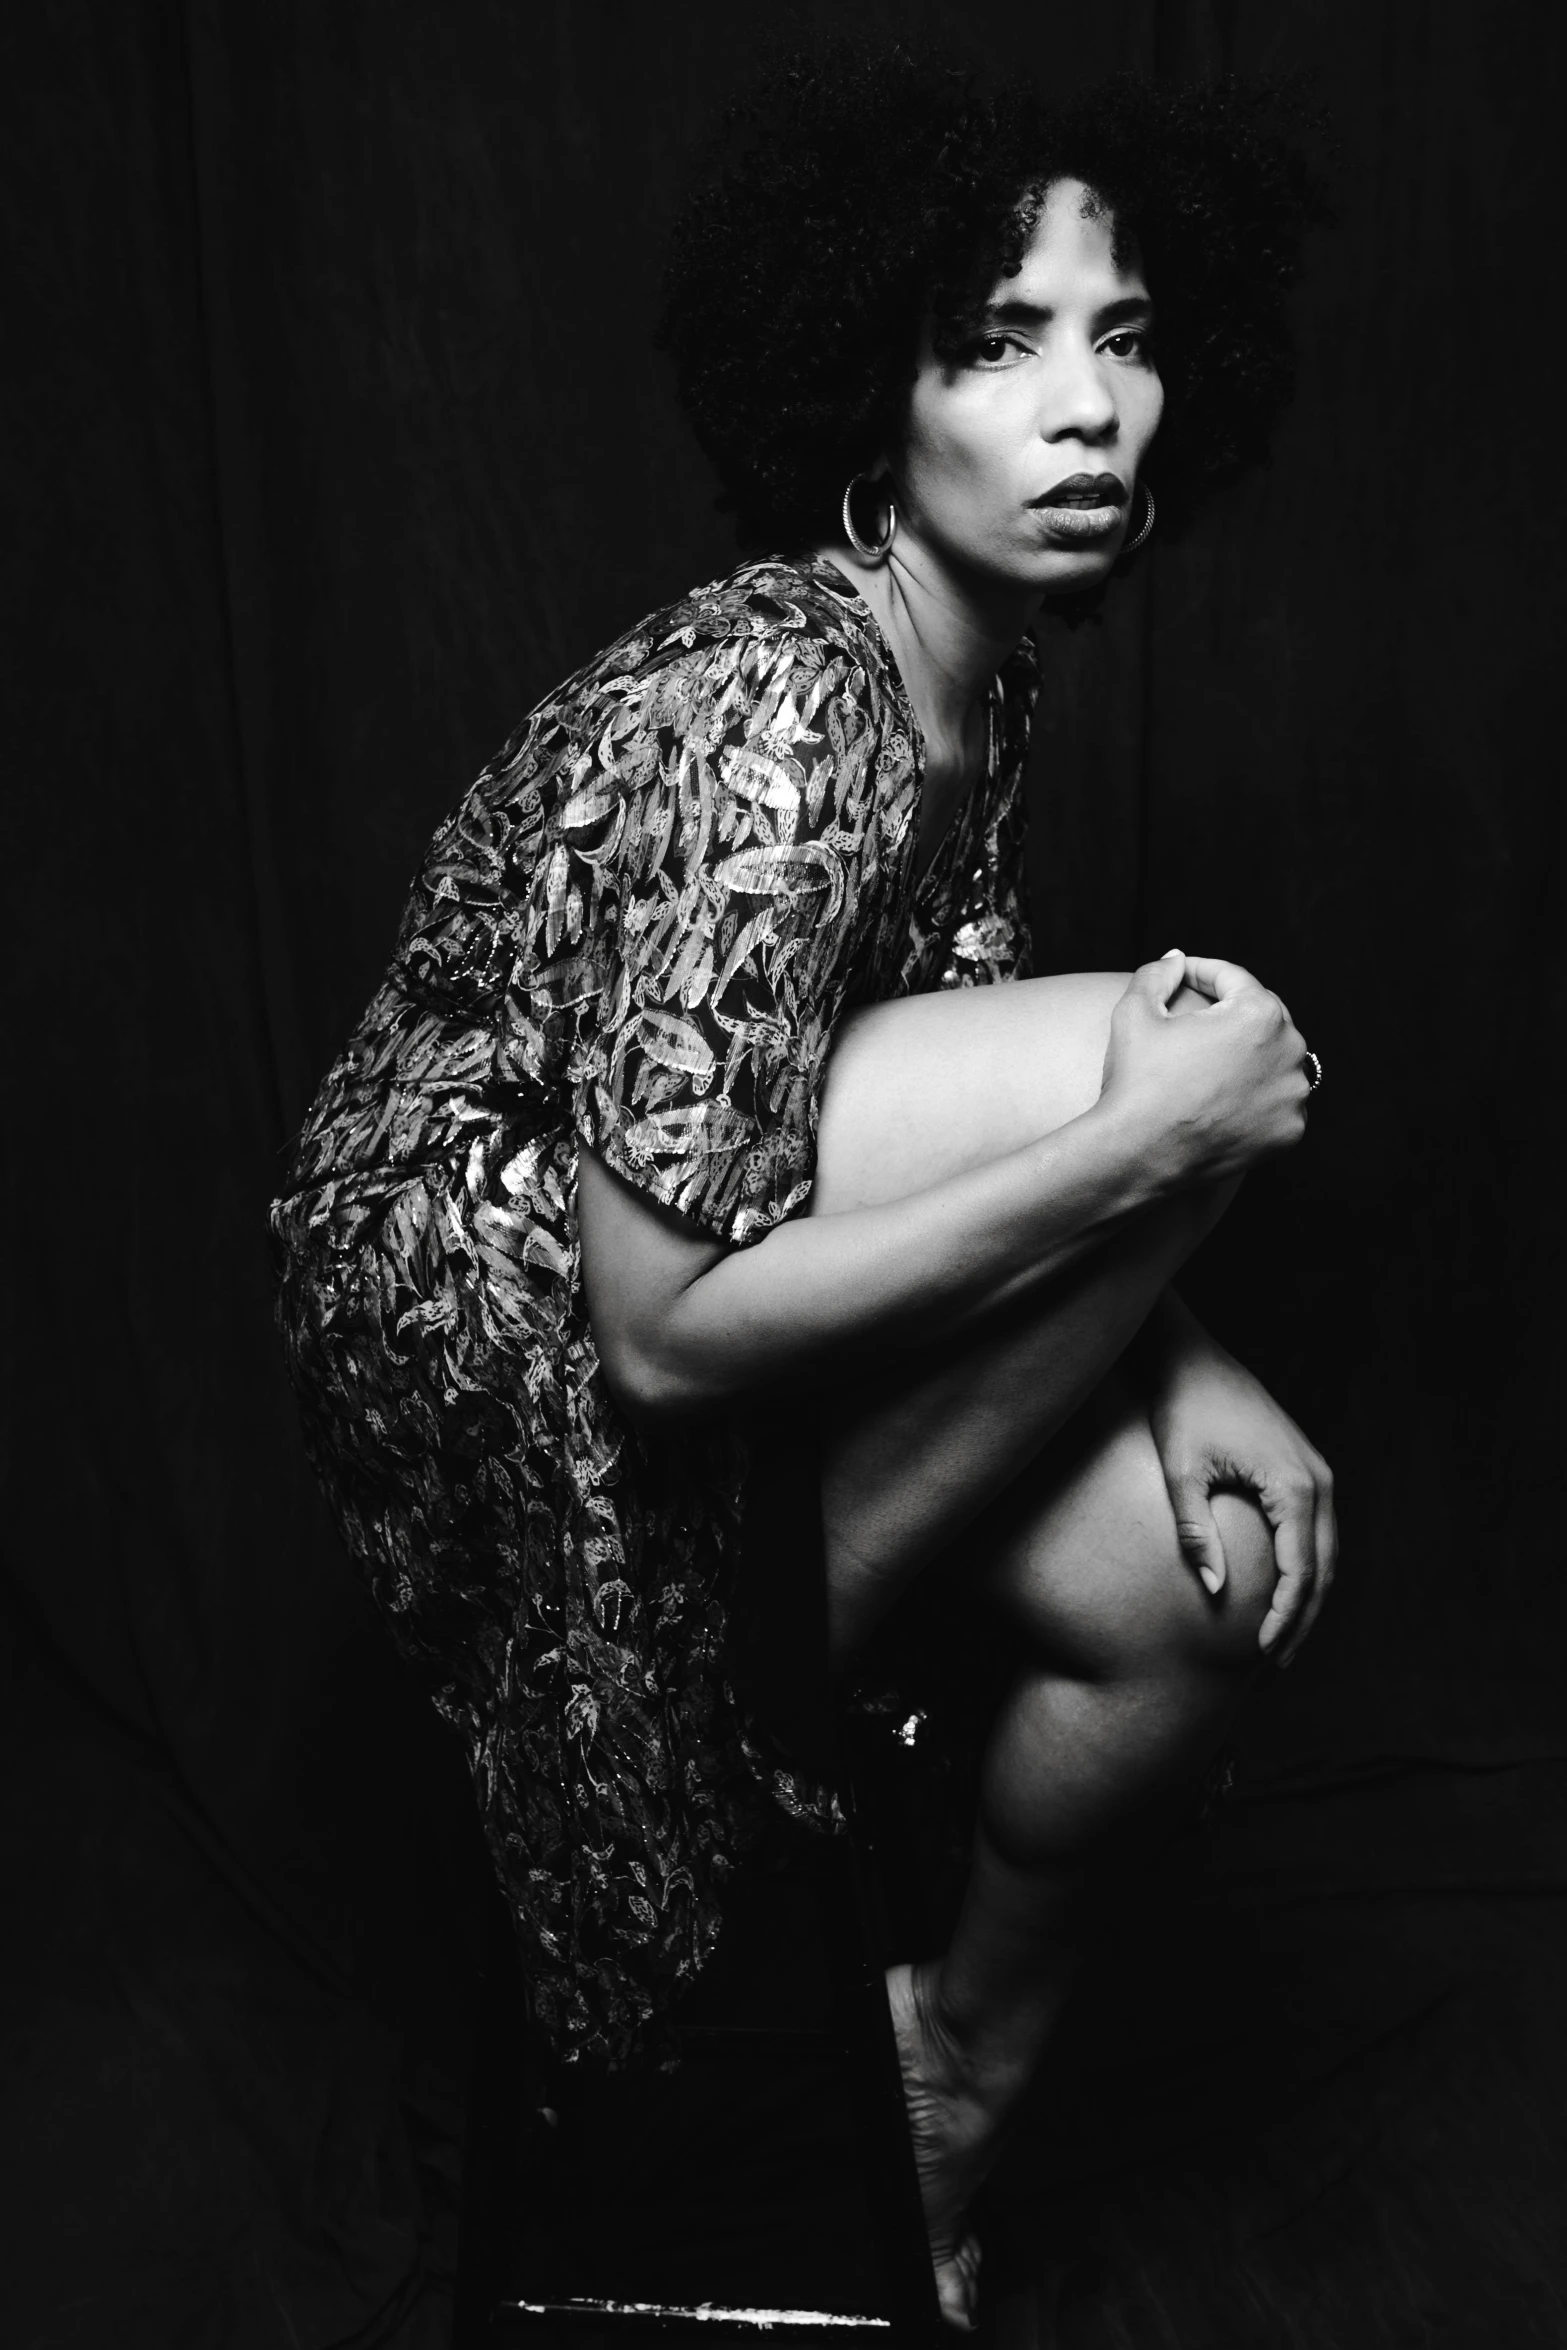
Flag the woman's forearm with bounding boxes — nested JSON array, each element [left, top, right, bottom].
[[584, 1094, 1176, 1417]]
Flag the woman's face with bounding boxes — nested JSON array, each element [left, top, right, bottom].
[[889, 177, 1164, 600]]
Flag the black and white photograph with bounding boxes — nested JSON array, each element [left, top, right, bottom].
[[3, 5, 1562, 2345]]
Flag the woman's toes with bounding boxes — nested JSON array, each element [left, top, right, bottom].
[[936, 2236, 982, 2333], [886, 1963, 992, 2326]]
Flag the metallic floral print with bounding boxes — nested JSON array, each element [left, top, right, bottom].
[[268, 553, 1037, 2063]]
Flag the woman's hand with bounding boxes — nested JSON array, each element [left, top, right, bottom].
[[1100, 949, 1313, 1189], [1141, 1300, 1337, 1664]]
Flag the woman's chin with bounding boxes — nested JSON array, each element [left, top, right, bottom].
[[965, 535, 1124, 601], [1028, 539, 1122, 593], [927, 527, 1124, 605]]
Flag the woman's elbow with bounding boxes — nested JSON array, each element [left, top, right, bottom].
[[594, 1326, 716, 1426], [576, 1148, 735, 1423]]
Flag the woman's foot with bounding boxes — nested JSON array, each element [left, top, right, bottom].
[[885, 1960, 1011, 2334]]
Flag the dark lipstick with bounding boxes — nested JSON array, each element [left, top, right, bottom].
[[1029, 472, 1127, 508]]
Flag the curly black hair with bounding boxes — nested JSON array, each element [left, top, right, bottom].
[[657, 43, 1329, 554]]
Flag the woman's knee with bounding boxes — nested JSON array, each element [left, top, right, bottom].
[[812, 970, 1132, 1215], [982, 1383, 1276, 1682]]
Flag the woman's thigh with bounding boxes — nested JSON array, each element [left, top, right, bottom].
[[811, 972, 1131, 1217], [807, 971, 1234, 1659]]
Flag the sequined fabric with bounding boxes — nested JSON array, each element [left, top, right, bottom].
[[268, 553, 1037, 2063]]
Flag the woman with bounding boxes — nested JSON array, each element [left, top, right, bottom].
[[270, 48, 1333, 2329]]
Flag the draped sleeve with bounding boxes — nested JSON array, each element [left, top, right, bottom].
[[553, 625, 889, 1246]]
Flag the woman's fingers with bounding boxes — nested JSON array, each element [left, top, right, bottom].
[[1317, 1474, 1338, 1597], [1164, 1466, 1229, 1596], [1171, 953, 1261, 1004], [1256, 1481, 1318, 1658], [1278, 1469, 1338, 1666], [1131, 947, 1189, 1010]]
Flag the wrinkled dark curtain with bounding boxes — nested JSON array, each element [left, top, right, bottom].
[[3, 2, 1563, 2345]]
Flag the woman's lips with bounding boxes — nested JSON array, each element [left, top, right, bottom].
[[1031, 471, 1127, 507], [1029, 471, 1128, 540], [1032, 502, 1125, 540]]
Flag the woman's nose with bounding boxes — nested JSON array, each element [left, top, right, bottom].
[[1041, 345, 1118, 443]]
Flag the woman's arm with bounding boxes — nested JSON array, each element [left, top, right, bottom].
[[579, 951, 1311, 1421], [580, 1086, 1154, 1418]]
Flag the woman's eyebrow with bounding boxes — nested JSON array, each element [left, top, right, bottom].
[[1096, 295, 1155, 328], [981, 294, 1155, 329]]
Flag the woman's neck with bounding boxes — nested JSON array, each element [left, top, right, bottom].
[[817, 536, 1039, 760]]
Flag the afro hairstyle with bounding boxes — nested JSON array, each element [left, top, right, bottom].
[[657, 42, 1329, 553]]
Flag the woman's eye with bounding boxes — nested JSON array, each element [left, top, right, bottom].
[[1101, 329, 1152, 362], [967, 332, 1023, 367]]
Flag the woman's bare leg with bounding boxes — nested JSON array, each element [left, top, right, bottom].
[[811, 974, 1228, 1651], [884, 1377, 1275, 2321], [808, 975, 1277, 2327]]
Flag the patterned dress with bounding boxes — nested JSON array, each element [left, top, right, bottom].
[[269, 551, 1038, 2063]]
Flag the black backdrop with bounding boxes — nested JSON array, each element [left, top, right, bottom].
[[4, 3, 1565, 2345]]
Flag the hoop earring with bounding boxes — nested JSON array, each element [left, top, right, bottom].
[[842, 473, 896, 562], [1121, 482, 1155, 554]]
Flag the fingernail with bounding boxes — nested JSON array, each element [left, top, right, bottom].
[[1200, 1562, 1224, 1595]]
